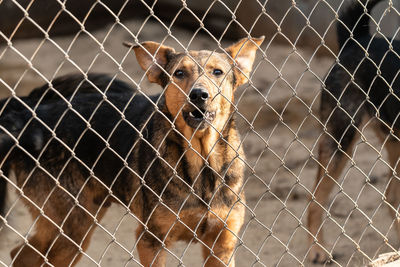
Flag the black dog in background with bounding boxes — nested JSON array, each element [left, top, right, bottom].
[[307, 0, 400, 263], [0, 74, 135, 215]]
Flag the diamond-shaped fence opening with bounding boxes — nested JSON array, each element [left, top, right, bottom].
[[0, 0, 399, 266]]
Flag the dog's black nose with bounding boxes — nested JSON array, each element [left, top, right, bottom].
[[189, 88, 209, 103]]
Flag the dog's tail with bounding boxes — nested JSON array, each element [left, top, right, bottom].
[[0, 123, 13, 216], [337, 0, 381, 50], [0, 96, 24, 217], [0, 109, 40, 217]]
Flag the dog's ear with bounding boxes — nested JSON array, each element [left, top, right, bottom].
[[124, 41, 175, 85], [225, 36, 264, 86]]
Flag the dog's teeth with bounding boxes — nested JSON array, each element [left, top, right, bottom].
[[189, 112, 195, 118]]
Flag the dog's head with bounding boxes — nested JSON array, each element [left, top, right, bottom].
[[124, 37, 264, 135]]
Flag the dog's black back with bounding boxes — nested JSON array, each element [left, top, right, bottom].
[[0, 74, 133, 116], [0, 74, 136, 215]]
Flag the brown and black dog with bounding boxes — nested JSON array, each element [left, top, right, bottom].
[[307, 0, 400, 263], [0, 36, 263, 266]]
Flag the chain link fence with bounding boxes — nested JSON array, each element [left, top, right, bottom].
[[0, 0, 399, 266]]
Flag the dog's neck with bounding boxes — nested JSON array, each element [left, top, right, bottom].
[[182, 113, 238, 178]]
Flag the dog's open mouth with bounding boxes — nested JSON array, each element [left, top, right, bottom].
[[182, 107, 216, 129]]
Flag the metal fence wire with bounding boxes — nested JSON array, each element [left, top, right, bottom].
[[0, 0, 399, 266]]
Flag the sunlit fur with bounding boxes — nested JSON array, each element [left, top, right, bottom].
[[0, 36, 263, 267]]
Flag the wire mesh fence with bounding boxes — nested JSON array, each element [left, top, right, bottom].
[[0, 0, 399, 266]]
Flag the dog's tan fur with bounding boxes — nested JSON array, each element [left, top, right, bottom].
[[5, 37, 264, 267]]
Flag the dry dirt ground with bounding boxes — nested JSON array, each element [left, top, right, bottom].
[[0, 19, 398, 267]]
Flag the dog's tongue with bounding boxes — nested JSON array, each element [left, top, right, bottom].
[[190, 109, 203, 119]]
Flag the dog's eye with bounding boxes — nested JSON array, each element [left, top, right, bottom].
[[212, 69, 223, 76], [174, 70, 185, 78]]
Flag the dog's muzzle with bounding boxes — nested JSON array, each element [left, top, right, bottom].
[[182, 88, 216, 129]]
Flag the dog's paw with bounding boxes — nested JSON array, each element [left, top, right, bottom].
[[308, 246, 332, 264]]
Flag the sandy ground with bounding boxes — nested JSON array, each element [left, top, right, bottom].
[[0, 19, 398, 267]]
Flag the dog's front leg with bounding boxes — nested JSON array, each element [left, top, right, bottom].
[[201, 206, 244, 267], [136, 226, 167, 267]]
